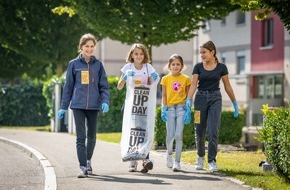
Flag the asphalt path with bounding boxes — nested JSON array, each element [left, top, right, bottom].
[[0, 129, 254, 190]]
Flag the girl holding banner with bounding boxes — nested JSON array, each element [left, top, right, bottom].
[[160, 54, 192, 171], [117, 43, 159, 173]]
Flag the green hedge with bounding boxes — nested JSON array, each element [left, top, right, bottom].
[[219, 111, 244, 144], [97, 76, 126, 132], [0, 78, 49, 126], [259, 104, 290, 181]]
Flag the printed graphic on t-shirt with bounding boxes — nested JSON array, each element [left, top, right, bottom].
[[81, 71, 89, 84], [172, 81, 181, 91], [172, 81, 184, 97]]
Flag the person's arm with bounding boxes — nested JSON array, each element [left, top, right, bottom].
[[221, 74, 236, 101], [222, 74, 239, 117], [117, 73, 126, 90], [187, 74, 198, 99], [161, 85, 167, 106]]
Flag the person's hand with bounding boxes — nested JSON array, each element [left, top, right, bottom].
[[184, 107, 191, 125], [57, 109, 66, 119], [151, 72, 159, 81], [123, 70, 135, 81], [102, 103, 109, 114], [186, 98, 192, 109], [161, 106, 168, 122], [232, 101, 239, 118]]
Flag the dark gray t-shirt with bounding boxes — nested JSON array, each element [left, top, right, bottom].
[[192, 62, 228, 91]]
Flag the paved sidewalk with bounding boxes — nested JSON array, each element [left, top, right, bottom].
[[0, 129, 253, 190]]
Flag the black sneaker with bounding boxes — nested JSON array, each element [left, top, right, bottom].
[[141, 159, 153, 173]]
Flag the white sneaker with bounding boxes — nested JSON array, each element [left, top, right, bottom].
[[87, 160, 92, 174], [128, 161, 137, 172], [194, 157, 204, 170], [208, 161, 218, 172], [172, 162, 181, 171], [78, 166, 88, 178], [166, 154, 173, 168]]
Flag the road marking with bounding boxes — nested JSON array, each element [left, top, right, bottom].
[[0, 137, 57, 190]]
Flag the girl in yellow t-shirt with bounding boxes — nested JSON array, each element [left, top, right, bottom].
[[160, 54, 191, 171]]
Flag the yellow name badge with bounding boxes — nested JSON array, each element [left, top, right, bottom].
[[81, 71, 89, 84], [194, 110, 200, 124], [134, 79, 142, 85]]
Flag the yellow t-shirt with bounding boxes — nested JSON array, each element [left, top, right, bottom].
[[160, 74, 191, 106]]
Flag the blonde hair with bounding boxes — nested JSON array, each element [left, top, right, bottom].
[[126, 43, 151, 63], [164, 54, 186, 72], [78, 33, 97, 52], [200, 40, 219, 63]]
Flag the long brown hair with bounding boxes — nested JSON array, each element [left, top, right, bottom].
[[78, 33, 97, 52], [200, 40, 219, 63], [125, 43, 151, 64]]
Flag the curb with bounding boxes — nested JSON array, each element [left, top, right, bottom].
[[0, 137, 57, 190]]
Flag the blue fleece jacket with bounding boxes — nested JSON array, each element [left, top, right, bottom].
[[60, 54, 110, 110]]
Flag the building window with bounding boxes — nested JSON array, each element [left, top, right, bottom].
[[254, 75, 283, 99], [262, 19, 274, 47], [236, 51, 245, 74], [236, 11, 245, 25], [202, 20, 210, 32], [221, 52, 226, 64]]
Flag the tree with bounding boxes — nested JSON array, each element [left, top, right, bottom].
[[0, 0, 94, 79], [230, 0, 290, 32], [57, 0, 237, 54]]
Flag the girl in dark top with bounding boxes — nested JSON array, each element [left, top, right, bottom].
[[186, 40, 239, 172]]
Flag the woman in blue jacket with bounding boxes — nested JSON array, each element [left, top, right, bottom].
[[58, 33, 110, 178]]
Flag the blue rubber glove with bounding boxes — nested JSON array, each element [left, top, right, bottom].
[[151, 72, 159, 81], [185, 98, 192, 109], [161, 106, 168, 122], [123, 70, 135, 81], [232, 101, 239, 118], [184, 106, 191, 125], [102, 103, 109, 113], [57, 109, 66, 119]]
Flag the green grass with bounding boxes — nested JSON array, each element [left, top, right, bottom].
[[182, 151, 289, 190], [97, 132, 122, 143], [0, 125, 51, 132], [2, 127, 289, 189]]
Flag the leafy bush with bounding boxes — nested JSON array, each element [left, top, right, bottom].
[[219, 111, 244, 144], [97, 76, 126, 132], [42, 75, 64, 118], [259, 104, 290, 181], [0, 77, 49, 126]]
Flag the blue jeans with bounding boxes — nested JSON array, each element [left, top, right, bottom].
[[73, 109, 98, 167], [194, 90, 222, 163], [166, 104, 186, 163]]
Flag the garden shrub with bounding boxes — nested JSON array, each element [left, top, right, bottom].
[[97, 76, 126, 132], [259, 104, 290, 181], [219, 111, 245, 144], [0, 77, 49, 126]]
